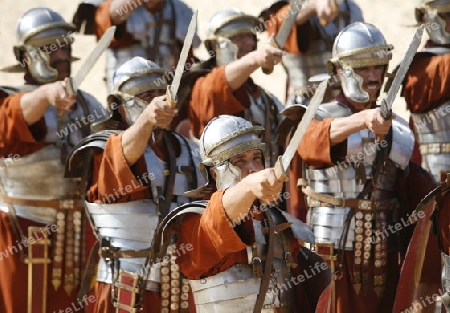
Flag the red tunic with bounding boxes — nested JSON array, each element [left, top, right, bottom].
[[86, 132, 187, 312], [296, 98, 412, 312], [177, 190, 329, 313], [188, 66, 251, 139], [0, 92, 95, 313]]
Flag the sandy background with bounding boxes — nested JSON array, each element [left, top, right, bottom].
[[0, 0, 422, 120]]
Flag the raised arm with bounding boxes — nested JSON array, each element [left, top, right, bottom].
[[20, 79, 76, 125], [222, 168, 284, 223], [224, 40, 284, 91], [329, 107, 392, 145]]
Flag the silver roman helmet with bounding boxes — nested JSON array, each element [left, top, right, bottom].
[[416, 0, 450, 44], [205, 8, 261, 66], [327, 22, 393, 103], [11, 8, 76, 83], [107, 56, 171, 126], [199, 115, 264, 190]]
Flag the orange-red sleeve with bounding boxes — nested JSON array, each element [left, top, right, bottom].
[[298, 118, 336, 168], [177, 189, 253, 279], [0, 92, 47, 157], [188, 66, 250, 138], [266, 4, 300, 54], [94, 0, 137, 48], [403, 54, 450, 113], [87, 133, 151, 203]]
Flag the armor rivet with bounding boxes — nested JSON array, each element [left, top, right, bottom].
[[200, 279, 207, 284]]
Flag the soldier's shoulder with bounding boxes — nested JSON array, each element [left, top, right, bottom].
[[315, 100, 352, 120]]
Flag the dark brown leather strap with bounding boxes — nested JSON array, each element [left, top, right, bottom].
[[161, 131, 177, 218], [254, 210, 275, 313], [77, 240, 99, 300]]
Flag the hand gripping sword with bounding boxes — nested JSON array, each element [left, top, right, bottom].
[[273, 78, 328, 181]]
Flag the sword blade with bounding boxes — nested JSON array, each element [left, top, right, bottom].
[[281, 79, 328, 170], [274, 1, 303, 48], [169, 10, 197, 101], [274, 79, 328, 180], [381, 24, 425, 119], [72, 25, 116, 91]]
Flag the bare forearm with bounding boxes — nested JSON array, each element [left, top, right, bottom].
[[224, 51, 260, 91], [329, 111, 366, 145], [109, 0, 139, 24], [121, 115, 154, 165], [20, 85, 52, 125], [221, 180, 256, 223]]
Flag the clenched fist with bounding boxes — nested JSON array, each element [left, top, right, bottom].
[[363, 107, 394, 135], [46, 79, 77, 115], [242, 168, 285, 205], [142, 95, 178, 129]]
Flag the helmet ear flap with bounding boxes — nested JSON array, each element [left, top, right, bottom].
[[327, 59, 338, 75], [415, 8, 426, 24]]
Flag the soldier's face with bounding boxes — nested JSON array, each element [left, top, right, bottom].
[[229, 149, 264, 178], [137, 89, 166, 104], [353, 65, 385, 103], [48, 45, 71, 81], [229, 33, 256, 58]]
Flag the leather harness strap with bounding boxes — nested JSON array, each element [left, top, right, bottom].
[[253, 209, 275, 313]]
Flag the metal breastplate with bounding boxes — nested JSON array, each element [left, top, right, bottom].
[[144, 133, 203, 211], [0, 96, 91, 223], [411, 101, 450, 182], [87, 199, 160, 288], [92, 133, 202, 288], [246, 89, 283, 167], [306, 118, 414, 248], [190, 209, 296, 313]]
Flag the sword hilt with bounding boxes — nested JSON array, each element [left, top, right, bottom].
[[273, 156, 288, 182], [166, 85, 178, 109], [380, 98, 392, 121], [376, 99, 392, 142]]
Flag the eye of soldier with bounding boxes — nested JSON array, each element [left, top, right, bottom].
[[137, 90, 165, 102], [230, 151, 263, 167]]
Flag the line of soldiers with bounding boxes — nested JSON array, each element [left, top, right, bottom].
[[0, 0, 450, 312]]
